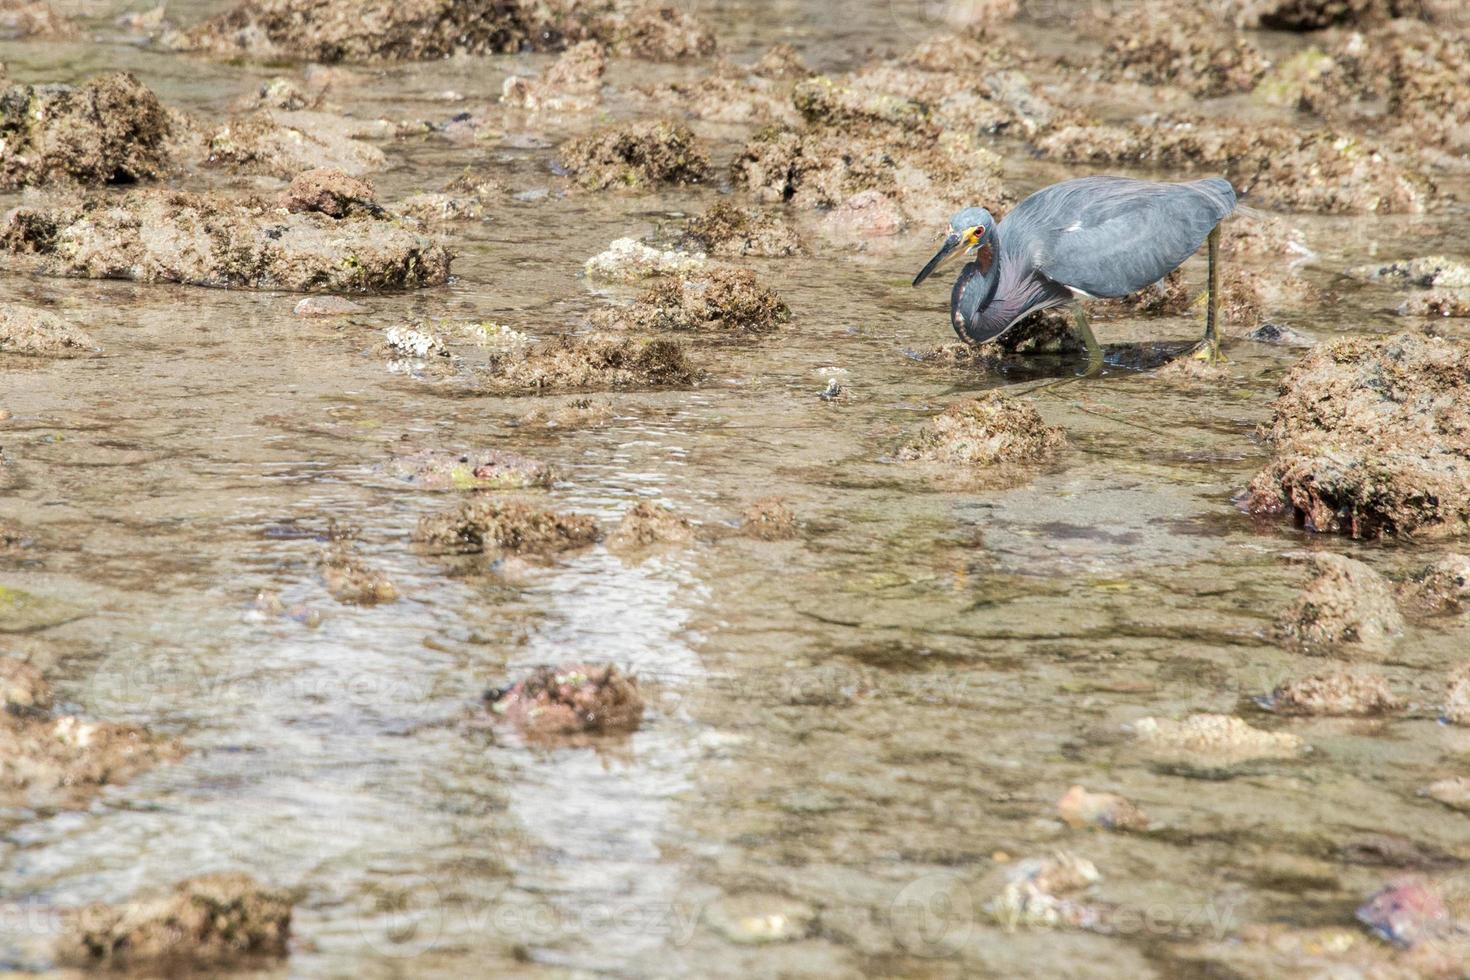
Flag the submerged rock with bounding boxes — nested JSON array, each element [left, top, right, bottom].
[[205, 112, 385, 178], [593, 268, 791, 334], [293, 295, 366, 318], [898, 393, 1064, 467], [988, 852, 1104, 931], [1442, 663, 1470, 725], [385, 449, 554, 491], [502, 40, 606, 111], [683, 202, 803, 258], [317, 542, 397, 605], [480, 333, 699, 391], [702, 893, 816, 944], [739, 497, 798, 541], [1424, 777, 1470, 812], [1267, 669, 1401, 716], [558, 120, 710, 191], [0, 656, 49, 712], [517, 396, 616, 429], [0, 306, 97, 357], [1130, 714, 1303, 772], [0, 659, 181, 808], [1397, 291, 1470, 318], [608, 500, 695, 553], [1357, 878, 1450, 948], [1275, 554, 1404, 655], [0, 190, 452, 292], [1397, 554, 1470, 614], [1245, 332, 1470, 539], [1247, 321, 1316, 347], [57, 874, 291, 970], [0, 72, 174, 188], [486, 663, 643, 737], [414, 499, 600, 556], [584, 238, 707, 283], [170, 0, 714, 63], [1056, 786, 1150, 832]]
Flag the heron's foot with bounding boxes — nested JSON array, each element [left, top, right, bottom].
[[1189, 338, 1226, 364]]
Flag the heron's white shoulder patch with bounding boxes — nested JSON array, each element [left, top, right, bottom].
[[1063, 220, 1084, 233]]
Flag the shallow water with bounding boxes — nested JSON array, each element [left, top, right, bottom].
[[2, 1, 1470, 977]]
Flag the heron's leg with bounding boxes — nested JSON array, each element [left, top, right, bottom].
[[1072, 303, 1103, 378], [1191, 226, 1225, 363]]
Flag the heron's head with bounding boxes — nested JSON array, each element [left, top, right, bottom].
[[912, 207, 996, 286]]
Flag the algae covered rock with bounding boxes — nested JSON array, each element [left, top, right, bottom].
[[594, 268, 790, 334], [486, 663, 643, 738], [0, 306, 98, 357], [280, 167, 380, 217], [1130, 713, 1303, 774], [1398, 554, 1470, 614], [683, 201, 803, 258], [0, 190, 452, 292], [317, 542, 397, 605], [0, 72, 174, 188], [558, 120, 711, 190], [608, 500, 695, 552], [57, 874, 292, 970], [170, 0, 715, 63], [1094, 5, 1268, 97], [480, 333, 699, 391], [414, 499, 600, 557], [1245, 332, 1470, 539], [898, 393, 1064, 467], [1275, 554, 1404, 655], [1267, 669, 1401, 716], [385, 449, 554, 491]]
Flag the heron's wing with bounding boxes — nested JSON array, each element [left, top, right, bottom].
[[1024, 177, 1236, 299]]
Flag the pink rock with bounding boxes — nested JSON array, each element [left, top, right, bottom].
[[822, 190, 905, 239], [1356, 878, 1449, 948]]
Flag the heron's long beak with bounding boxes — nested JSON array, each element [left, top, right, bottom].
[[912, 232, 965, 286]]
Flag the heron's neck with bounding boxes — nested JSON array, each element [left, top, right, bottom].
[[950, 245, 1001, 342]]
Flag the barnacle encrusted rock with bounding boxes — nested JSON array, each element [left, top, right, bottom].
[[593, 269, 790, 334], [1245, 332, 1470, 539], [414, 499, 601, 556], [898, 393, 1064, 466], [0, 190, 452, 292], [57, 875, 292, 970], [0, 72, 174, 188], [558, 120, 711, 190], [480, 334, 699, 391], [486, 663, 643, 737], [1275, 554, 1404, 655]]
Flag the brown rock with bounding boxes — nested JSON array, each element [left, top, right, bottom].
[[318, 542, 397, 605], [0, 190, 451, 293], [740, 497, 798, 541], [414, 499, 600, 556], [1245, 332, 1470, 538], [608, 501, 695, 552], [0, 306, 98, 357], [1275, 554, 1404, 654], [385, 449, 554, 491], [1056, 785, 1149, 831], [0, 72, 173, 188], [558, 120, 710, 191], [0, 656, 50, 712], [1443, 662, 1470, 725], [593, 268, 790, 335], [898, 393, 1064, 466], [683, 202, 802, 258], [487, 663, 643, 737], [281, 167, 378, 218], [1269, 669, 1401, 715], [1398, 554, 1470, 614], [481, 333, 699, 391], [1094, 4, 1268, 97], [57, 874, 291, 969]]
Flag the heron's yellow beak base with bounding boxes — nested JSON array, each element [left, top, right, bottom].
[[912, 226, 982, 287]]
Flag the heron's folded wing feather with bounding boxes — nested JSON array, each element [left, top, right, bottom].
[[1030, 182, 1232, 299]]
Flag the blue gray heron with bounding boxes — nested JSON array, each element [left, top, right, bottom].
[[912, 175, 1237, 374]]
